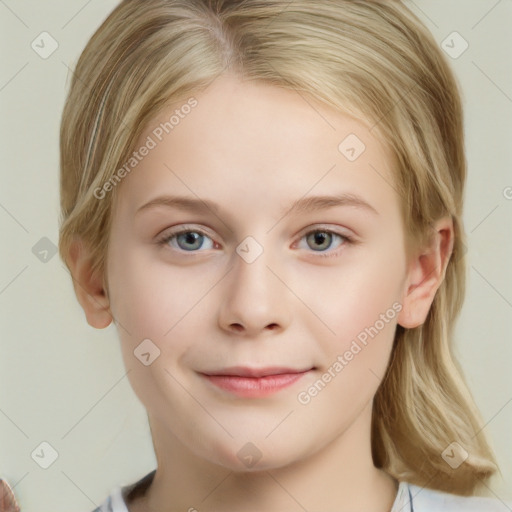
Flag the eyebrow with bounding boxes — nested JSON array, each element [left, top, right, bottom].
[[135, 193, 379, 217]]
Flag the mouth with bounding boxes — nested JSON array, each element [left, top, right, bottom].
[[199, 366, 315, 397]]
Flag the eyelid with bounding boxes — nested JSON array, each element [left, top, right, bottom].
[[155, 225, 217, 248], [295, 223, 354, 239]]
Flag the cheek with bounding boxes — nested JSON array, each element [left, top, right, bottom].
[[108, 251, 203, 412], [293, 254, 403, 418], [108, 246, 216, 342], [295, 236, 406, 372]]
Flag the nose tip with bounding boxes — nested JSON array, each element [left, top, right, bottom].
[[217, 246, 290, 337]]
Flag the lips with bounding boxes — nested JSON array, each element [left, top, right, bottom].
[[202, 366, 312, 378], [199, 366, 314, 397]]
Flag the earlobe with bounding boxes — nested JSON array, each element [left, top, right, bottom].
[[398, 217, 454, 329], [67, 238, 113, 329]]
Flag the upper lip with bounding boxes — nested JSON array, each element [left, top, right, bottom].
[[201, 366, 313, 378]]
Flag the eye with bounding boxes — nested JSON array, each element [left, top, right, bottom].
[[156, 225, 353, 257], [156, 228, 216, 252], [296, 228, 352, 257]]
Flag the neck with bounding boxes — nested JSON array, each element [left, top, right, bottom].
[[130, 404, 398, 512]]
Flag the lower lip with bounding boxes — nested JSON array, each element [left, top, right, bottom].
[[202, 371, 310, 397]]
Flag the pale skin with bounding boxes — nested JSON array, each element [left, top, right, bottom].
[[68, 74, 453, 512]]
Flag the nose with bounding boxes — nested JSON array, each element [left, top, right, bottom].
[[217, 241, 291, 338]]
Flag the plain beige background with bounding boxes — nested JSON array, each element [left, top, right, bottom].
[[1, 0, 511, 510]]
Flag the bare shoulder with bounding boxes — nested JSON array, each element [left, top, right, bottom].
[[409, 483, 512, 511]]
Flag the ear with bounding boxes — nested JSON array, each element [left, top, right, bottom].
[[66, 238, 113, 329], [397, 217, 454, 329]]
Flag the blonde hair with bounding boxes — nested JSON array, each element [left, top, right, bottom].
[[59, 0, 498, 495]]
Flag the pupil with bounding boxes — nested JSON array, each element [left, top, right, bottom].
[[178, 232, 202, 250], [309, 232, 331, 250]]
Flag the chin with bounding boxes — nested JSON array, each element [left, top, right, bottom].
[[201, 436, 305, 473]]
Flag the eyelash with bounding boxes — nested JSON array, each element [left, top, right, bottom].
[[155, 226, 354, 259]]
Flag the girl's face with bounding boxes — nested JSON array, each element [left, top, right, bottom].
[[106, 74, 410, 470]]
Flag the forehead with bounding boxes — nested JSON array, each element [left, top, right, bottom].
[[115, 74, 399, 220], [142, 74, 379, 157]]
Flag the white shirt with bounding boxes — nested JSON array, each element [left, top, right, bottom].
[[92, 471, 511, 512]]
